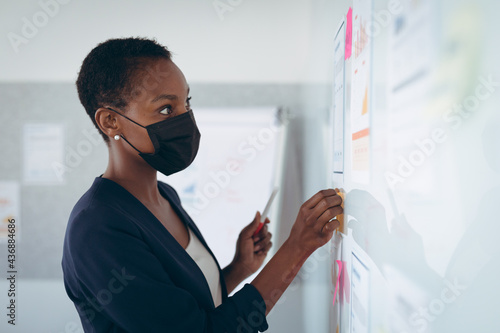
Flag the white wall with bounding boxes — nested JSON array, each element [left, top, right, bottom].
[[0, 2, 321, 332], [1, 0, 314, 83]]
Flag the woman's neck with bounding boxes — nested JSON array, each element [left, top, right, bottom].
[[102, 148, 163, 206]]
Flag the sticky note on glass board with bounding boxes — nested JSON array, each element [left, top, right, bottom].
[[345, 7, 353, 60], [336, 190, 345, 234]]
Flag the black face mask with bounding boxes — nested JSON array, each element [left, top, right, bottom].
[[106, 107, 201, 176]]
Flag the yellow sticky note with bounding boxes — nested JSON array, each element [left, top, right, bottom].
[[336, 189, 345, 233]]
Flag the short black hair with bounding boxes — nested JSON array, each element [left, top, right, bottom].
[[76, 37, 172, 143]]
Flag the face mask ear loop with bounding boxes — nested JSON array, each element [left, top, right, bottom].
[[105, 107, 147, 128], [105, 107, 146, 154], [119, 134, 144, 154]]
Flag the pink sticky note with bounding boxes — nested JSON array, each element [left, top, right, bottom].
[[345, 7, 352, 60], [333, 260, 343, 306]]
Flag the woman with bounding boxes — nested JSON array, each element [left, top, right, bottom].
[[62, 37, 343, 333]]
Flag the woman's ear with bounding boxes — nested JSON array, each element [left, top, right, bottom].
[[95, 108, 119, 140]]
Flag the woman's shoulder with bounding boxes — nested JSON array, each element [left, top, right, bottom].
[[66, 177, 140, 235], [62, 178, 146, 281]]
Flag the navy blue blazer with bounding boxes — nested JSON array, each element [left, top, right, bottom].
[[62, 176, 269, 332]]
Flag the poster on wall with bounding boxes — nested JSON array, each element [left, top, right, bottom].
[[330, 232, 344, 333], [350, 252, 370, 333], [332, 19, 346, 186], [23, 124, 65, 185], [350, 0, 372, 185], [386, 0, 435, 193]]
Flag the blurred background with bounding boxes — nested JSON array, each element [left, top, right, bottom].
[[1, 0, 499, 332]]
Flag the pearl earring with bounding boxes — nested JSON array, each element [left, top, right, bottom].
[[114, 135, 120, 141]]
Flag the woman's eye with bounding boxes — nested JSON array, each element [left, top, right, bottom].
[[159, 106, 173, 115]]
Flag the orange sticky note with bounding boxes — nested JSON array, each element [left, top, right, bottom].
[[336, 190, 345, 233]]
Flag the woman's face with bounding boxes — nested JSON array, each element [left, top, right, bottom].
[[114, 58, 191, 155]]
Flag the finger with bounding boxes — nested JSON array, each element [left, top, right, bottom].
[[245, 211, 262, 237], [260, 218, 270, 231], [253, 225, 272, 242], [254, 233, 272, 249], [311, 193, 342, 211], [254, 218, 270, 238], [247, 211, 261, 228], [303, 189, 338, 209], [322, 218, 340, 232], [254, 211, 261, 226], [256, 249, 268, 257], [320, 220, 338, 239], [317, 206, 343, 228], [253, 227, 273, 244], [254, 239, 271, 252], [255, 242, 273, 252], [311, 205, 343, 234], [309, 195, 342, 223]]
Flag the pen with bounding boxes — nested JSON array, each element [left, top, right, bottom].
[[253, 187, 279, 237]]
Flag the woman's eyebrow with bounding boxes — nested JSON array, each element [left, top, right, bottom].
[[150, 87, 190, 104], [151, 94, 177, 103]]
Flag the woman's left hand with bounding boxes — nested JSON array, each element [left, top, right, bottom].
[[231, 211, 273, 278]]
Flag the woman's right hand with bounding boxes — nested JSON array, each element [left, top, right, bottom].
[[287, 189, 343, 256]]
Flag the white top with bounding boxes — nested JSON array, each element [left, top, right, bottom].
[[184, 226, 223, 307]]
